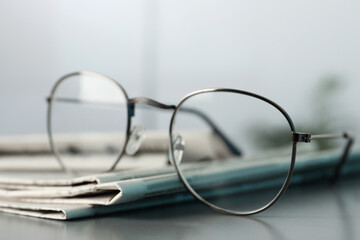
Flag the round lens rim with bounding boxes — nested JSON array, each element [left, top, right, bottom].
[[169, 88, 297, 216], [47, 71, 132, 174]]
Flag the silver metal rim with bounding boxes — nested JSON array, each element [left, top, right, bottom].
[[168, 88, 297, 216], [47, 71, 132, 175]]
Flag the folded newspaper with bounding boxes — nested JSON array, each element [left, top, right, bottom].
[[0, 133, 359, 220]]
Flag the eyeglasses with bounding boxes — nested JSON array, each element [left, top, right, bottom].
[[47, 71, 354, 216]]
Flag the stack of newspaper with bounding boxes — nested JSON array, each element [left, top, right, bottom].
[[0, 134, 359, 220]]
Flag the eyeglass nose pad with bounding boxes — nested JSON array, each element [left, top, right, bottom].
[[169, 133, 185, 165], [125, 125, 145, 155]]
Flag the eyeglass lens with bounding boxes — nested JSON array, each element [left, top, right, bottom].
[[170, 90, 294, 213], [49, 72, 128, 173]]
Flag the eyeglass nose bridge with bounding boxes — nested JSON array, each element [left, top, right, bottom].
[[128, 97, 176, 110], [125, 98, 175, 156]]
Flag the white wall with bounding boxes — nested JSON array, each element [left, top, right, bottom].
[[0, 0, 359, 135]]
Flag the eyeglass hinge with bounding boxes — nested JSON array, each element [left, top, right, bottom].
[[293, 132, 311, 143], [128, 103, 135, 117]]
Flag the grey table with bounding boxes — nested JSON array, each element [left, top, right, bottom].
[[0, 175, 359, 240]]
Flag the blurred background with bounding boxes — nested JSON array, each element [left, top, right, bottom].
[[0, 0, 359, 138]]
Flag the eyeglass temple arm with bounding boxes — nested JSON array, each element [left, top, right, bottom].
[[129, 97, 242, 156], [293, 132, 355, 183], [179, 107, 242, 156]]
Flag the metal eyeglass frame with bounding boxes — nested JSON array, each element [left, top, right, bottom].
[[47, 71, 355, 216]]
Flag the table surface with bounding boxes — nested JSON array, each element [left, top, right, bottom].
[[0, 175, 359, 240]]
